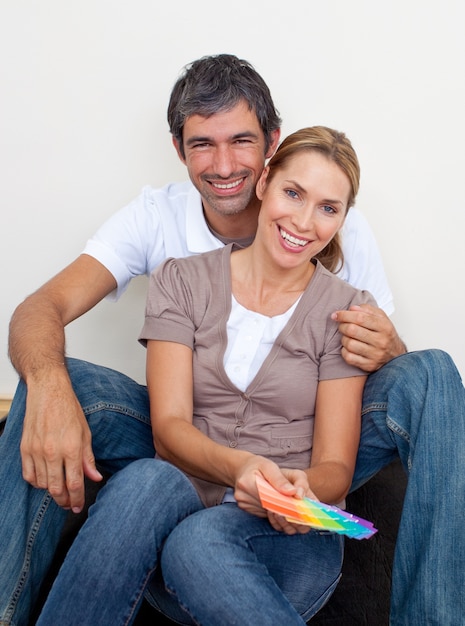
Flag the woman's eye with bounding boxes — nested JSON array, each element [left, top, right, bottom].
[[322, 205, 336, 214], [286, 189, 299, 199]]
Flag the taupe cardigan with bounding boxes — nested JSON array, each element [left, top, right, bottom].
[[140, 244, 375, 507]]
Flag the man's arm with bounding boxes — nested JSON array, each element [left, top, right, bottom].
[[9, 254, 117, 512], [337, 209, 406, 372], [331, 304, 407, 373]]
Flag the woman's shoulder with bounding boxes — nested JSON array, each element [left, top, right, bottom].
[[311, 261, 377, 307]]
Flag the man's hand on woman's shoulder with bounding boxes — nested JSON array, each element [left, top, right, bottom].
[[332, 303, 407, 373]]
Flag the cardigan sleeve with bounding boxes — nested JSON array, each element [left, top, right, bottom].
[[139, 257, 195, 349], [318, 288, 376, 381]]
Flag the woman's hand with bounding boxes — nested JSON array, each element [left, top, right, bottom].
[[234, 457, 315, 534], [266, 511, 312, 535], [265, 467, 317, 535]]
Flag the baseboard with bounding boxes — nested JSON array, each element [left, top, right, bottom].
[[0, 397, 12, 419]]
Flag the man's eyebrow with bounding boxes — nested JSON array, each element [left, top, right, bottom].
[[231, 131, 260, 140], [185, 131, 260, 146]]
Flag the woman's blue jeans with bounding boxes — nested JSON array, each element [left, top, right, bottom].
[[0, 350, 464, 625], [34, 458, 343, 626]]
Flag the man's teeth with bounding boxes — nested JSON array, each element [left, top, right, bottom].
[[280, 228, 308, 247], [212, 179, 243, 190]]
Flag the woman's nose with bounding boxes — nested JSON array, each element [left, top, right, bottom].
[[291, 207, 315, 232]]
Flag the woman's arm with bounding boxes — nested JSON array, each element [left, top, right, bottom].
[[305, 376, 366, 504], [147, 340, 300, 514], [264, 376, 366, 535], [147, 340, 251, 484]]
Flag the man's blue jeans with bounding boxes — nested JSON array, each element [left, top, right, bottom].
[[34, 458, 343, 626], [0, 350, 464, 625]]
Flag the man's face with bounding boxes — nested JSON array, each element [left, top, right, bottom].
[[174, 100, 279, 219]]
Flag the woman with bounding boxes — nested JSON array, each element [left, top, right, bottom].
[[37, 127, 375, 626]]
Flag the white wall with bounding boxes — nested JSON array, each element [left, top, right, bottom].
[[1, 0, 464, 395]]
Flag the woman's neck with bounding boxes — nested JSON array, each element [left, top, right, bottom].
[[230, 245, 315, 317]]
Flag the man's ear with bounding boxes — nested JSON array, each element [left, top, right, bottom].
[[256, 166, 270, 200], [265, 128, 281, 159], [172, 136, 186, 164]]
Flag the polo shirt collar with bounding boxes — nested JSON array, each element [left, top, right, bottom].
[[185, 187, 223, 253]]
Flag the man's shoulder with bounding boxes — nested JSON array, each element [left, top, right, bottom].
[[173, 244, 228, 270], [315, 261, 371, 303], [341, 207, 370, 236], [141, 180, 197, 211]]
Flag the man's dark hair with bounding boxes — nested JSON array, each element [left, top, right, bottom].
[[167, 54, 282, 157]]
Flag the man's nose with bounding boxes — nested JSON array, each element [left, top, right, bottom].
[[212, 145, 235, 177]]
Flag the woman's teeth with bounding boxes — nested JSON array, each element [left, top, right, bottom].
[[280, 228, 308, 247]]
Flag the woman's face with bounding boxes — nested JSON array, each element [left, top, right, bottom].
[[256, 150, 351, 269]]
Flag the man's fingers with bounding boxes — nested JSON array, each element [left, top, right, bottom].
[[333, 308, 385, 335], [21, 452, 39, 487], [340, 334, 372, 357], [63, 461, 86, 513], [48, 463, 74, 509], [21, 451, 73, 509], [82, 447, 103, 483]]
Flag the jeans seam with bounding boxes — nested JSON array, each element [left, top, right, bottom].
[[123, 567, 158, 626], [4, 492, 54, 623], [160, 585, 200, 626], [361, 402, 388, 415], [386, 415, 412, 470], [83, 401, 149, 423], [386, 416, 410, 443], [301, 571, 342, 622]]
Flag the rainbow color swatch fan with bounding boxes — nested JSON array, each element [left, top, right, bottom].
[[256, 475, 377, 540]]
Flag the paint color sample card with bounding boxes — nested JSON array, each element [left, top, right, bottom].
[[256, 475, 377, 540]]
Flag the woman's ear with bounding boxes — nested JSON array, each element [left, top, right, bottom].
[[256, 166, 270, 200]]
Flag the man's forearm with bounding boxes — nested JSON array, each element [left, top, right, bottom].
[[8, 294, 68, 383]]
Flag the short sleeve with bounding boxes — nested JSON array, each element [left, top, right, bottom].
[[82, 187, 165, 301], [318, 288, 375, 381], [139, 258, 195, 349]]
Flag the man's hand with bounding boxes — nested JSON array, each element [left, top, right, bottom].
[[331, 303, 407, 373], [8, 255, 116, 511], [20, 377, 102, 513]]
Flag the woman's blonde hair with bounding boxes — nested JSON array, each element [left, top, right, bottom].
[[265, 126, 360, 273]]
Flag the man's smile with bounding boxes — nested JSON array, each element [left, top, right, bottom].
[[211, 178, 245, 190]]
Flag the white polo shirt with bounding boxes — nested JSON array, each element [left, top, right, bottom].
[[82, 181, 394, 314]]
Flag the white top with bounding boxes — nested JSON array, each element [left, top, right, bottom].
[[83, 182, 394, 314], [224, 296, 300, 391], [222, 296, 299, 504]]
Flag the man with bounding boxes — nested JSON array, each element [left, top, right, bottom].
[[0, 55, 463, 626]]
